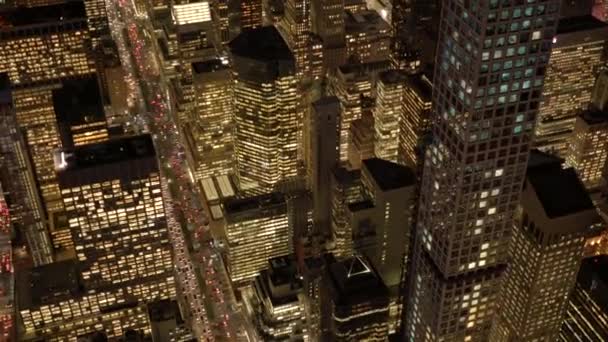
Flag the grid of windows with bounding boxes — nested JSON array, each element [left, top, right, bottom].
[[534, 28, 607, 157], [191, 65, 234, 180], [406, 0, 560, 340], [374, 70, 405, 163], [234, 73, 299, 192], [566, 113, 608, 190]]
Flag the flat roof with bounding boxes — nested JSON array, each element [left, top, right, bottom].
[[527, 155, 594, 219], [53, 76, 106, 125], [407, 72, 433, 102], [557, 15, 608, 35], [363, 158, 416, 191], [0, 1, 87, 28], [223, 192, 286, 219], [327, 256, 388, 307], [348, 200, 375, 212], [192, 59, 229, 74], [17, 259, 82, 309], [60, 134, 155, 171], [580, 108, 608, 125], [229, 26, 293, 62]]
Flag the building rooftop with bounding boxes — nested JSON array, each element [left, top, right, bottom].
[[407, 72, 433, 102], [348, 200, 375, 212], [580, 107, 608, 125], [527, 151, 594, 218], [58, 134, 156, 171], [332, 167, 361, 185], [192, 59, 230, 74], [345, 10, 390, 35], [557, 15, 608, 35], [0, 1, 87, 28], [53, 76, 105, 125], [379, 70, 407, 85], [17, 259, 82, 309], [229, 26, 293, 62], [363, 158, 416, 191], [327, 256, 388, 306], [223, 192, 286, 221]]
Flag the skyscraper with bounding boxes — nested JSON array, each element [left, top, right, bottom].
[[566, 108, 608, 190], [373, 70, 406, 163], [533, 15, 608, 157], [404, 1, 561, 340], [239, 0, 263, 29], [230, 27, 299, 193], [0, 74, 52, 265], [0, 2, 96, 85], [560, 255, 608, 341], [189, 60, 234, 180], [18, 135, 176, 340], [309, 97, 340, 235], [311, 0, 346, 68], [344, 10, 391, 64], [322, 256, 390, 341], [493, 151, 601, 341], [399, 72, 432, 168], [56, 135, 175, 294], [222, 192, 291, 285]]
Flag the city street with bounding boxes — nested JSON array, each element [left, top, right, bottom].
[[105, 0, 253, 339]]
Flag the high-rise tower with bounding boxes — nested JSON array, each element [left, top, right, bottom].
[[404, 1, 561, 340], [229, 26, 299, 193]]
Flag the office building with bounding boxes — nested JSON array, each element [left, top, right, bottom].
[[188, 60, 234, 180], [311, 0, 346, 68], [321, 256, 389, 341], [560, 255, 608, 341], [329, 64, 374, 163], [348, 112, 375, 169], [230, 27, 299, 193], [346, 159, 416, 333], [0, 2, 96, 85], [278, 0, 311, 78], [404, 1, 561, 340], [592, 68, 608, 110], [56, 135, 175, 295], [399, 72, 432, 168], [308, 97, 340, 235], [374, 70, 406, 163], [54, 77, 109, 148], [223, 192, 291, 284], [358, 158, 415, 289], [12, 84, 66, 215], [493, 151, 601, 341], [17, 260, 160, 340], [330, 168, 364, 258], [534, 15, 608, 157], [566, 108, 608, 190], [344, 10, 391, 64], [248, 256, 309, 340], [0, 74, 52, 265], [240, 0, 263, 29]]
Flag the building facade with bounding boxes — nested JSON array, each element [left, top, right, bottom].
[[493, 151, 601, 341], [399, 72, 432, 168], [534, 16, 608, 157], [373, 70, 406, 163], [230, 27, 299, 193], [404, 1, 561, 340], [223, 193, 291, 284], [189, 60, 234, 180]]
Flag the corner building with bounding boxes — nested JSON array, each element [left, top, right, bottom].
[[230, 27, 299, 193], [404, 1, 561, 341]]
